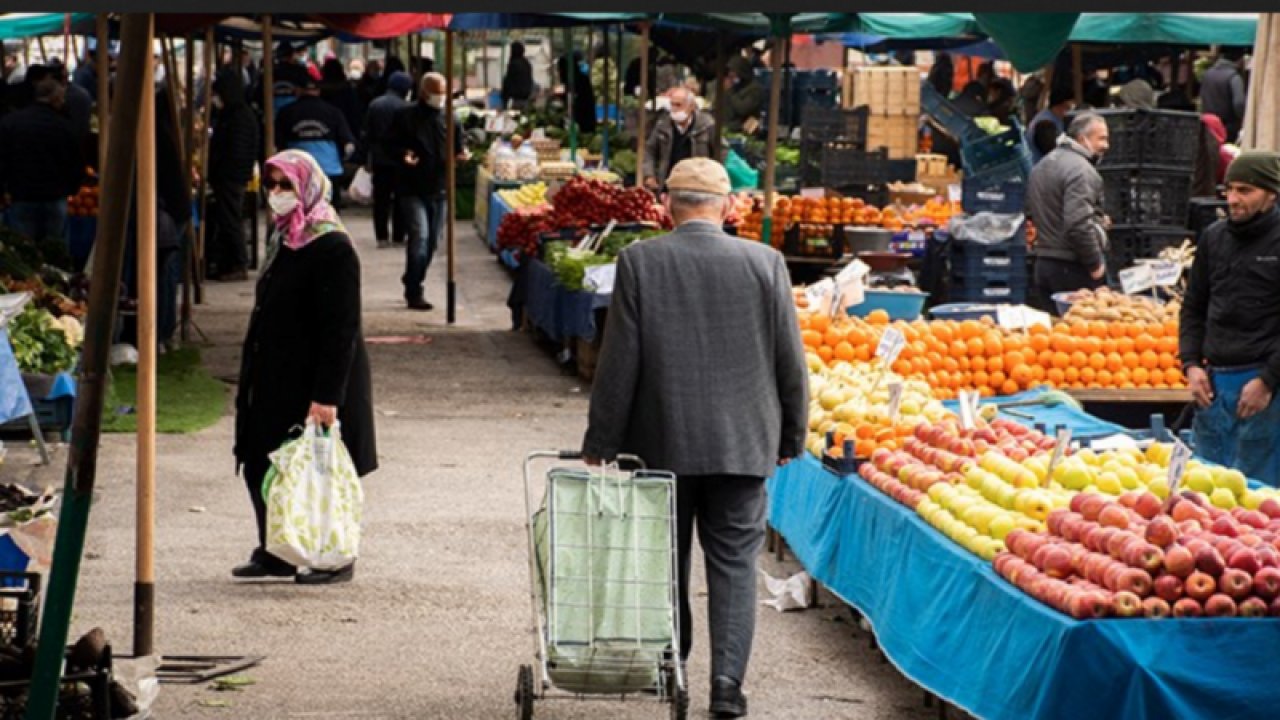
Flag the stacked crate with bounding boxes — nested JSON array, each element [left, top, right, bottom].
[[948, 221, 1030, 304], [1090, 109, 1201, 270], [845, 67, 921, 159]]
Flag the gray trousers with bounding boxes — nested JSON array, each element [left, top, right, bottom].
[[676, 474, 766, 685]]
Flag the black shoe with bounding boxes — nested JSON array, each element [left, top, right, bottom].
[[231, 550, 295, 579], [407, 298, 434, 311], [295, 564, 355, 585], [710, 676, 747, 718]]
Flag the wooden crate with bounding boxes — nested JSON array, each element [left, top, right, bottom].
[[915, 153, 951, 178], [474, 165, 493, 234], [867, 115, 919, 159], [845, 67, 921, 116]]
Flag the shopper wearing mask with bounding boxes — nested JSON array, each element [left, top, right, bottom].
[[642, 87, 716, 191], [276, 74, 357, 208], [1181, 152, 1280, 487], [1025, 112, 1112, 312], [388, 73, 465, 311], [233, 149, 376, 584]]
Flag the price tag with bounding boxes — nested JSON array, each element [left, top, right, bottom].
[[1152, 260, 1182, 287], [887, 382, 904, 422], [876, 327, 906, 367], [804, 278, 835, 314], [829, 288, 844, 320], [1043, 428, 1073, 488], [800, 188, 826, 199], [1166, 440, 1193, 495], [958, 390, 976, 430], [485, 114, 505, 133], [947, 184, 962, 204], [584, 263, 617, 294], [1119, 264, 1155, 294], [996, 305, 1053, 332], [835, 258, 872, 287]]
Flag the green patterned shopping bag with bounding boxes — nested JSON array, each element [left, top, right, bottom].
[[263, 421, 364, 570]]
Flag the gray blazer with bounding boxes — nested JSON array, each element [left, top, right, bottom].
[[582, 220, 809, 478]]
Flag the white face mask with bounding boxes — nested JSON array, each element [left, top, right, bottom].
[[348, 70, 363, 81], [426, 94, 446, 109], [268, 191, 299, 216], [670, 110, 690, 125]]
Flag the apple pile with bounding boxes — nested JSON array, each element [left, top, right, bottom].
[[805, 358, 949, 458], [995, 489, 1280, 619]]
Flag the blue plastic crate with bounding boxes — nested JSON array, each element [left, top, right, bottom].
[[950, 264, 1028, 287], [920, 82, 986, 144], [929, 302, 1003, 322], [950, 225, 1028, 277], [949, 281, 1027, 304], [846, 290, 928, 322], [962, 167, 1027, 215]]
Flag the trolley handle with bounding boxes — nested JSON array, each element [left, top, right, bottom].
[[525, 450, 646, 470]]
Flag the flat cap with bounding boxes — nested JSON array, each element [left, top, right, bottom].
[[666, 157, 731, 196]]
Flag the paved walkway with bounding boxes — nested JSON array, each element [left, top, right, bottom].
[[19, 208, 936, 719]]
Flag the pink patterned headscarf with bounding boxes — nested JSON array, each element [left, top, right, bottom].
[[264, 149, 348, 250]]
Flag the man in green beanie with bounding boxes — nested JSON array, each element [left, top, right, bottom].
[[1180, 151, 1280, 486]]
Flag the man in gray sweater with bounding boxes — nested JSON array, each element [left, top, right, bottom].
[[1026, 112, 1111, 312], [582, 158, 808, 718]]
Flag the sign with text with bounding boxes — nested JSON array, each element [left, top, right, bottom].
[[1119, 264, 1156, 295], [1167, 440, 1193, 495], [1044, 428, 1073, 488], [876, 327, 906, 367], [887, 382, 904, 422], [1151, 260, 1183, 287]]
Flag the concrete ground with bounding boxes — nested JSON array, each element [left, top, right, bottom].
[[14, 208, 941, 719]]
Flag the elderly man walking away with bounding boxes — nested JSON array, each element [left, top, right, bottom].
[[582, 158, 808, 718], [642, 86, 716, 191], [1025, 111, 1112, 311]]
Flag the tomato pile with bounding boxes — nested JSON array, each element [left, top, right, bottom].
[[496, 208, 555, 258], [546, 177, 671, 230]]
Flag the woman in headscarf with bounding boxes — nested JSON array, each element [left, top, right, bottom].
[[232, 150, 377, 585]]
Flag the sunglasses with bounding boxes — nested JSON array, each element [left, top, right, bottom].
[[263, 178, 293, 191]]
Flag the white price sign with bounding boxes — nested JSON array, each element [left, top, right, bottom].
[[1119, 264, 1155, 295], [805, 279, 835, 315], [876, 327, 906, 367], [958, 390, 976, 430], [1151, 260, 1183, 287], [800, 188, 827, 199], [1166, 440, 1193, 495], [887, 382, 904, 422], [1044, 428, 1073, 488]]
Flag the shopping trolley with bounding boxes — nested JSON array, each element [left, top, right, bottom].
[[516, 450, 688, 719]]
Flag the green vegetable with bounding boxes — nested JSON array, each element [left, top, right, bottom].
[[8, 305, 77, 375], [610, 149, 637, 177]]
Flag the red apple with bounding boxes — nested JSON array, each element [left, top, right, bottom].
[[1107, 532, 1135, 560], [1205, 593, 1238, 617], [1080, 495, 1107, 523], [1173, 597, 1204, 617], [1145, 517, 1178, 548], [1153, 575, 1184, 603], [1104, 563, 1127, 591], [1253, 567, 1280, 601], [1070, 493, 1089, 515], [1118, 492, 1141, 510], [1220, 568, 1254, 601], [1099, 505, 1131, 530], [1195, 547, 1226, 577], [1259, 498, 1280, 520], [1164, 545, 1195, 578], [1042, 546, 1074, 579], [1115, 568, 1153, 597], [1133, 492, 1163, 521], [1047, 509, 1069, 537], [1142, 596, 1171, 618], [1239, 596, 1269, 617], [1186, 571, 1217, 602], [1228, 548, 1261, 575], [1239, 510, 1269, 530], [1126, 543, 1164, 574], [1112, 591, 1143, 617], [1211, 516, 1240, 539]]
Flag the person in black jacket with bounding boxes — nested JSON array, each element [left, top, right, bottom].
[[233, 149, 376, 584], [320, 58, 364, 155], [558, 52, 597, 134], [361, 70, 412, 249], [1180, 152, 1280, 487], [208, 67, 261, 281], [276, 75, 356, 209], [388, 72, 464, 310], [0, 68, 84, 250], [501, 41, 534, 110]]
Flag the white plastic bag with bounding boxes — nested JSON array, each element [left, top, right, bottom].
[[264, 421, 364, 570], [347, 167, 374, 205]]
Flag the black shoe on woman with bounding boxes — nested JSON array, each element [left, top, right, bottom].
[[295, 563, 356, 585], [231, 549, 296, 579]]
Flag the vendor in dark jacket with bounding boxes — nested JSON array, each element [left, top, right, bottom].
[[501, 41, 534, 110], [1025, 112, 1111, 312], [276, 75, 357, 208], [1180, 152, 1280, 487], [361, 71, 412, 249], [233, 150, 376, 585], [0, 68, 84, 248], [208, 67, 261, 281]]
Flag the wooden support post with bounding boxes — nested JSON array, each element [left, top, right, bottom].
[[27, 13, 153, 718], [446, 30, 457, 325], [194, 28, 214, 304], [636, 23, 650, 187], [134, 18, 157, 658], [181, 34, 196, 341], [96, 15, 111, 174], [761, 35, 786, 244]]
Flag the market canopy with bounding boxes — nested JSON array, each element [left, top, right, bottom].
[[0, 13, 94, 40], [1069, 13, 1257, 47]]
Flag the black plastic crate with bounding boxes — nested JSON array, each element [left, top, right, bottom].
[[963, 173, 1027, 215], [1187, 197, 1228, 236], [821, 146, 888, 188], [1106, 225, 1196, 271], [951, 263, 1029, 287], [1091, 109, 1203, 171], [800, 105, 869, 146], [920, 81, 986, 144], [0, 572, 38, 650], [1100, 167, 1193, 226], [0, 396, 75, 440], [961, 123, 1031, 179], [0, 644, 113, 720], [951, 236, 1028, 277]]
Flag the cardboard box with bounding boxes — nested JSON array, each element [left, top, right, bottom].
[[866, 115, 919, 159], [845, 67, 922, 116]]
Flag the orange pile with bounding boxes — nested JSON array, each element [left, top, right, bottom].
[[799, 311, 1186, 398], [737, 194, 960, 244]]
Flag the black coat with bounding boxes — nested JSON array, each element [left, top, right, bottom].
[[210, 68, 260, 185], [387, 103, 461, 197], [235, 231, 377, 477], [501, 56, 534, 104], [0, 103, 84, 202]]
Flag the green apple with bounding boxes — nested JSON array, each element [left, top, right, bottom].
[[1096, 471, 1123, 495], [1242, 490, 1265, 510], [1115, 466, 1143, 490], [1184, 468, 1215, 496], [1213, 468, 1248, 498], [1056, 462, 1092, 491], [1146, 478, 1171, 500], [988, 513, 1016, 541], [1210, 487, 1238, 510]]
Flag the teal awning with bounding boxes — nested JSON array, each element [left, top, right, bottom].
[[857, 13, 982, 41], [0, 13, 95, 40], [1070, 13, 1258, 47]]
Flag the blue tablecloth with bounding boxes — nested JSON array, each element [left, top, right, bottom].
[[486, 190, 512, 252], [0, 331, 32, 425], [769, 455, 1280, 720], [943, 390, 1129, 440], [523, 258, 611, 343]]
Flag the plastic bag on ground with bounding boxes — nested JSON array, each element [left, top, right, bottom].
[[760, 569, 813, 612], [265, 421, 364, 570]]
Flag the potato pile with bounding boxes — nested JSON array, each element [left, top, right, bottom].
[[1063, 287, 1180, 325]]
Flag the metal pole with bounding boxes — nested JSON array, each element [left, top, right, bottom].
[[194, 28, 214, 305], [761, 35, 786, 245], [181, 34, 195, 341], [714, 31, 727, 161], [446, 30, 457, 325], [636, 23, 650, 187], [601, 26, 610, 168], [564, 28, 576, 162], [134, 21, 157, 659], [27, 13, 152, 719], [96, 14, 111, 174]]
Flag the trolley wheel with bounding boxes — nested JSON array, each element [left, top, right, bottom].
[[515, 665, 534, 720], [670, 686, 689, 720]]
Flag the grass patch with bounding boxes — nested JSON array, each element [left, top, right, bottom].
[[102, 347, 228, 434]]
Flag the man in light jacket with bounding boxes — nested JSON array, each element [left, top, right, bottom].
[[1026, 112, 1111, 312], [582, 158, 808, 719], [643, 87, 716, 191]]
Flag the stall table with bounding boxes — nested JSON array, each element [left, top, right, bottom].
[[770, 455, 1280, 720]]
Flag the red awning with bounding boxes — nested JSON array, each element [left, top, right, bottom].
[[315, 13, 451, 39]]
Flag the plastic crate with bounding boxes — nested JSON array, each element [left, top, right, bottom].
[[0, 572, 38, 650], [1099, 167, 1193, 226], [929, 302, 1002, 322], [1187, 197, 1227, 236], [801, 105, 869, 145], [1106, 225, 1196, 271], [950, 263, 1028, 287], [846, 290, 928, 321], [0, 396, 75, 439], [0, 645, 114, 720], [962, 173, 1027, 215], [949, 280, 1028, 303], [961, 123, 1031, 179], [920, 82, 986, 144], [1091, 109, 1203, 170], [951, 233, 1028, 277]]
